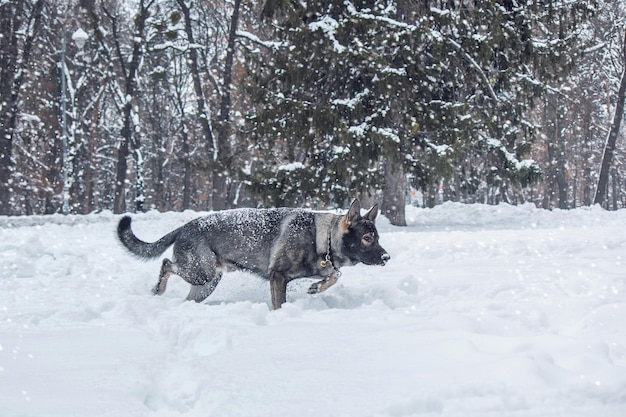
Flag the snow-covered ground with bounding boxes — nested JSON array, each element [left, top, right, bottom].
[[1, 203, 626, 417]]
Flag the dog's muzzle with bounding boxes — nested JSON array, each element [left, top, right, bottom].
[[381, 253, 390, 265]]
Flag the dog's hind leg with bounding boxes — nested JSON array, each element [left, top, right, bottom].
[[185, 272, 223, 303], [269, 272, 288, 310], [152, 258, 176, 296]]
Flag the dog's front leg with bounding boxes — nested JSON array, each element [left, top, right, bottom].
[[308, 273, 339, 294]]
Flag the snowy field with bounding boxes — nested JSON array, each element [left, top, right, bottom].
[[1, 203, 626, 417]]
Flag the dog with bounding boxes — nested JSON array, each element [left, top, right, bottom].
[[117, 199, 389, 309]]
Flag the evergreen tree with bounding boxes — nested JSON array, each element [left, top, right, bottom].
[[246, 1, 595, 218]]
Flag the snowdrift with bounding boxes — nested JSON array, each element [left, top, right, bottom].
[[1, 203, 626, 416]]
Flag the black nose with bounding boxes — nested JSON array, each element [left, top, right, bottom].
[[381, 253, 390, 264]]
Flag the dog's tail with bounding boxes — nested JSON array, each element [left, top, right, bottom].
[[117, 216, 181, 260]]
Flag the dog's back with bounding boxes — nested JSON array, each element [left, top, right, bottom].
[[185, 208, 317, 277]]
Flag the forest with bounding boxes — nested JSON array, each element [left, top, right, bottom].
[[1, 0, 625, 225]]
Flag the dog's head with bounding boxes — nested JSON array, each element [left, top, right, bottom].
[[339, 199, 390, 266]]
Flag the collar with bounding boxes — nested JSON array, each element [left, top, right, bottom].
[[320, 217, 342, 276]]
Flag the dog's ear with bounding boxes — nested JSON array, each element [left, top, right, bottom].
[[363, 203, 379, 223], [341, 199, 362, 231]]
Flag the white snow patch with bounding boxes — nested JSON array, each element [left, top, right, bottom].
[[429, 143, 452, 155], [332, 88, 370, 109], [308, 15, 346, 53], [278, 162, 305, 171], [236, 30, 285, 50], [333, 145, 350, 155], [1, 204, 626, 416]]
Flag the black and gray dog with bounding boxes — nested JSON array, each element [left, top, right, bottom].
[[117, 199, 389, 309]]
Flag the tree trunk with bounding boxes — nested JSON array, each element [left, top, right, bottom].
[[133, 146, 145, 212], [177, 0, 217, 208], [181, 123, 191, 210], [177, 0, 215, 149], [212, 0, 242, 211], [0, 137, 14, 215], [556, 140, 569, 209], [594, 29, 626, 206], [611, 168, 619, 211], [545, 90, 569, 209], [425, 182, 437, 208], [382, 160, 407, 226], [111, 0, 151, 214], [0, 0, 44, 215], [172, 61, 192, 211], [113, 114, 130, 214]]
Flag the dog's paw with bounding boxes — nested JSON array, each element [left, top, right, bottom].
[[308, 281, 322, 294], [308, 275, 339, 294]]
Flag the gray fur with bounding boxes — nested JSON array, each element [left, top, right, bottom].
[[117, 199, 389, 309]]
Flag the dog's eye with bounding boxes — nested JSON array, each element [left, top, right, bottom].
[[362, 235, 373, 243]]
